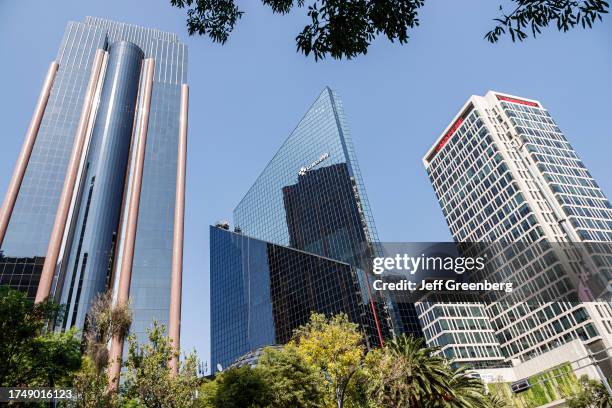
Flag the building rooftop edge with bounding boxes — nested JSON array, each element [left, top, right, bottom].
[[83, 15, 184, 44], [210, 224, 355, 267], [422, 91, 542, 167]]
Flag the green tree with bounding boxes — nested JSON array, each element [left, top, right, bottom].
[[365, 334, 451, 407], [435, 366, 491, 408], [206, 365, 272, 408], [485, 394, 511, 408], [199, 347, 325, 408], [566, 375, 612, 408], [289, 313, 366, 408], [257, 346, 326, 407], [198, 378, 219, 408], [122, 321, 200, 408], [486, 0, 609, 43], [0, 286, 81, 388], [169, 0, 609, 60]]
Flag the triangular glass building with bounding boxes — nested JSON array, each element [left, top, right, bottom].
[[211, 88, 413, 370]]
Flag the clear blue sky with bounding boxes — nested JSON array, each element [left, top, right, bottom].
[[1, 1, 611, 367]]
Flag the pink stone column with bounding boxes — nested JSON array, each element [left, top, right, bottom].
[[36, 50, 105, 303], [0, 61, 59, 247], [107, 58, 155, 391], [169, 84, 188, 374]]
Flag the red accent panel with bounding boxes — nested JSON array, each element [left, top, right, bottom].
[[360, 269, 385, 348], [435, 117, 464, 153], [497, 95, 539, 107]]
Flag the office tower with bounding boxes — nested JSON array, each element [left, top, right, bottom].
[[423, 91, 612, 375], [233, 87, 378, 262], [212, 88, 417, 363], [0, 17, 188, 379], [210, 225, 373, 370]]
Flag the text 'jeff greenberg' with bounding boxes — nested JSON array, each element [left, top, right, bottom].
[[371, 254, 514, 293]]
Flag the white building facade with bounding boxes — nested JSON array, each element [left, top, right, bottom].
[[422, 91, 612, 379]]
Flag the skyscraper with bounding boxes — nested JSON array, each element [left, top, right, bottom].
[[211, 88, 407, 366], [423, 91, 612, 377], [0, 17, 188, 381], [210, 225, 372, 370]]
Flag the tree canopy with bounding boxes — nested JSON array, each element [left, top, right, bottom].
[[566, 375, 612, 408], [122, 322, 200, 408], [0, 289, 601, 407], [0, 286, 81, 388], [169, 0, 609, 60]]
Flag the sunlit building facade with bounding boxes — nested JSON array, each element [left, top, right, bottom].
[[210, 89, 427, 368], [423, 91, 612, 374], [210, 226, 372, 370], [0, 17, 188, 375]]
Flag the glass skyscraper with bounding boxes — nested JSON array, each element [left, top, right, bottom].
[[0, 17, 189, 380], [423, 91, 612, 378], [211, 88, 406, 369], [210, 225, 372, 370], [234, 88, 378, 254]]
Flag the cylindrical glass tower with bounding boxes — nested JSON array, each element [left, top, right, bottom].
[[60, 41, 144, 330]]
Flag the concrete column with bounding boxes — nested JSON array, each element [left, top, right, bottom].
[[0, 61, 59, 247], [169, 84, 188, 374], [107, 58, 155, 391], [36, 50, 105, 303]]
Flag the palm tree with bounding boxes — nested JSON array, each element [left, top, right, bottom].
[[367, 335, 452, 407], [367, 335, 507, 408], [486, 394, 510, 408], [436, 366, 495, 408]]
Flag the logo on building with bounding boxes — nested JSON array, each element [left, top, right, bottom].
[[298, 153, 330, 176]]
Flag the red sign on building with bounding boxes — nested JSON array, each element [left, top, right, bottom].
[[435, 117, 464, 153], [496, 95, 539, 107]]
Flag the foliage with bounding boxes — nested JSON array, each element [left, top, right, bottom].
[[169, 0, 609, 60], [72, 357, 117, 408], [257, 346, 326, 407], [122, 321, 200, 408], [485, 0, 609, 43], [84, 291, 132, 374], [3, 288, 588, 408], [289, 312, 366, 407], [485, 393, 511, 408], [365, 334, 452, 407], [198, 378, 220, 408], [439, 366, 492, 408], [71, 291, 132, 408], [170, 0, 424, 60], [202, 365, 272, 407], [486, 363, 581, 408], [169, 0, 243, 44], [0, 286, 81, 388], [198, 313, 498, 408], [200, 347, 326, 408], [566, 375, 612, 408], [525, 363, 578, 405]]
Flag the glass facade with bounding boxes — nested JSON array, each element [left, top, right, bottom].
[[500, 100, 612, 242], [58, 41, 144, 331], [210, 226, 371, 371], [231, 88, 395, 345], [1, 21, 107, 297], [234, 87, 378, 251], [0, 17, 187, 345]]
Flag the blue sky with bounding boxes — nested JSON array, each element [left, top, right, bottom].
[[1, 1, 611, 366]]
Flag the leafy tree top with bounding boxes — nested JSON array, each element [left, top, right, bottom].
[[0, 286, 81, 388], [170, 0, 609, 60]]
